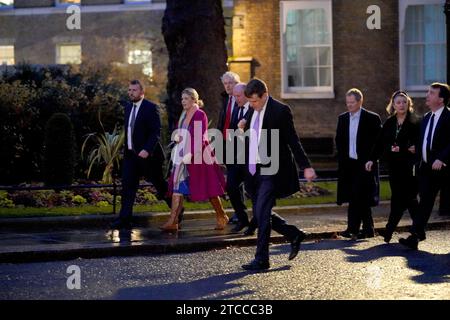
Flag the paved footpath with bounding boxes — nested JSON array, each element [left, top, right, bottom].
[[1, 202, 449, 263], [1, 229, 450, 300]]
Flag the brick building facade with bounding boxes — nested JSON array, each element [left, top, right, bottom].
[[0, 0, 233, 102], [0, 0, 447, 158], [229, 0, 447, 156]]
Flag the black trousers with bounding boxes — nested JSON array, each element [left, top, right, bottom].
[[386, 169, 419, 233], [226, 164, 249, 224], [411, 163, 449, 239], [439, 180, 450, 215], [346, 159, 375, 234], [119, 150, 169, 220], [246, 170, 300, 263]]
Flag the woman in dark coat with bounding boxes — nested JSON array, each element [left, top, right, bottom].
[[365, 91, 420, 242]]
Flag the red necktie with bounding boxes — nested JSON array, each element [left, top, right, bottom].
[[223, 96, 232, 140]]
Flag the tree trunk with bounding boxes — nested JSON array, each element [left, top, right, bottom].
[[162, 0, 228, 132]]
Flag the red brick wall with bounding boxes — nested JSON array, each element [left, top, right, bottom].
[[233, 0, 427, 140]]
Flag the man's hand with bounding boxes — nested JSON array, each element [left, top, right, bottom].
[[365, 161, 373, 172], [138, 150, 149, 159], [432, 159, 447, 171], [303, 168, 317, 182], [238, 119, 247, 131], [408, 145, 416, 154]]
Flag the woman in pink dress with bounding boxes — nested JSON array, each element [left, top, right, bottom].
[[160, 88, 229, 231]]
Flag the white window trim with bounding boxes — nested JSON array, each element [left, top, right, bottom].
[[280, 0, 334, 99], [56, 43, 82, 65], [399, 0, 446, 97], [55, 0, 81, 6]]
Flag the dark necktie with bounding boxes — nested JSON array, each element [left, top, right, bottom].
[[426, 113, 435, 162], [130, 104, 137, 133], [238, 107, 244, 121], [130, 104, 137, 149]]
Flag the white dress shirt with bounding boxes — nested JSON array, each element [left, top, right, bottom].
[[249, 97, 269, 163], [127, 98, 143, 150], [422, 105, 445, 163], [226, 95, 236, 115], [349, 108, 361, 160], [240, 102, 250, 118]]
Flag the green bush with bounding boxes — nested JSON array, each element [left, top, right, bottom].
[[136, 188, 158, 204], [0, 64, 127, 184], [72, 195, 87, 206], [43, 113, 76, 186], [0, 191, 14, 208], [96, 200, 109, 207]]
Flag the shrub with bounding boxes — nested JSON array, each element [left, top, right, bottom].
[[43, 113, 77, 186], [72, 195, 87, 206], [136, 188, 158, 204], [89, 190, 114, 204], [0, 64, 127, 184], [82, 117, 124, 184], [96, 200, 109, 207], [0, 191, 14, 208]]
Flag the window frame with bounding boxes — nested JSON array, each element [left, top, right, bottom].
[[399, 0, 446, 97], [56, 43, 82, 65], [280, 0, 334, 99], [0, 45, 14, 65], [127, 41, 153, 78]]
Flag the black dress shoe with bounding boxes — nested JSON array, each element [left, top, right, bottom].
[[357, 230, 375, 239], [339, 230, 353, 238], [243, 226, 256, 236], [242, 260, 270, 271], [231, 222, 249, 233], [289, 231, 306, 260], [110, 218, 132, 230], [399, 235, 418, 250], [379, 229, 393, 243]]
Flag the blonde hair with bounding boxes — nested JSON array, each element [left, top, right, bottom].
[[386, 90, 414, 115], [182, 88, 204, 107]]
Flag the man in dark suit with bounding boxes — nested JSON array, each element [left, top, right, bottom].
[[400, 82, 450, 250], [240, 78, 316, 271], [227, 82, 253, 232], [111, 80, 171, 229], [218, 71, 244, 225], [335, 88, 382, 239]]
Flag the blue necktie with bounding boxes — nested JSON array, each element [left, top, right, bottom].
[[426, 113, 435, 162]]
